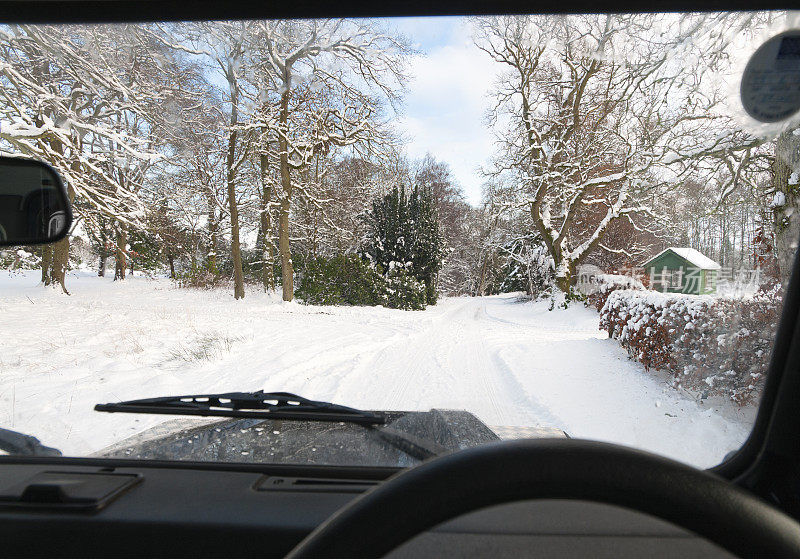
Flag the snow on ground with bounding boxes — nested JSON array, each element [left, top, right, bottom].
[[0, 270, 757, 468]]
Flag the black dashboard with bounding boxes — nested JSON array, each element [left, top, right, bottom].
[[0, 462, 733, 558]]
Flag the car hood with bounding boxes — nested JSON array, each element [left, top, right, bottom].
[[93, 409, 541, 467]]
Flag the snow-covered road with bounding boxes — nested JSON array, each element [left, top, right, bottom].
[[0, 272, 756, 467]]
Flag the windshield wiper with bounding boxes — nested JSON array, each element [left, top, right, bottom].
[[0, 427, 62, 456], [94, 391, 449, 461], [95, 391, 387, 425]]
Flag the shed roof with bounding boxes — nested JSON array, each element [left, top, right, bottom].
[[642, 247, 721, 270]]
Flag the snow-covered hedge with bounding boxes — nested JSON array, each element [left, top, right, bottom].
[[599, 286, 782, 404], [586, 273, 645, 311]]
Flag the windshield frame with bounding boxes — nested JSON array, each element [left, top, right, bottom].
[[0, 4, 798, 479]]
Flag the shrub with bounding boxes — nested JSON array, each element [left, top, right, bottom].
[[296, 254, 383, 306], [296, 254, 426, 310], [384, 271, 427, 310], [176, 260, 226, 289], [679, 286, 781, 404], [1, 247, 41, 270], [599, 286, 782, 404], [586, 273, 645, 311], [218, 248, 278, 284]]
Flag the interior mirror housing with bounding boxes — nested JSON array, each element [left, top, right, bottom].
[[0, 156, 72, 247]]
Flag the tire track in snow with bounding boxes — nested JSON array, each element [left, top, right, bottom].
[[326, 297, 556, 428], [467, 301, 563, 428], [352, 299, 471, 411], [486, 348, 567, 429], [463, 303, 515, 426]]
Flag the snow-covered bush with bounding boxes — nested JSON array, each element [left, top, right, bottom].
[[384, 271, 427, 310], [219, 248, 273, 284], [492, 234, 554, 298], [586, 273, 645, 311], [599, 286, 782, 404], [296, 254, 426, 310], [1, 248, 41, 272], [176, 261, 227, 289]]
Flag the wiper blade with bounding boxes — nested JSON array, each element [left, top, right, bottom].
[[0, 427, 62, 456], [94, 391, 386, 425]]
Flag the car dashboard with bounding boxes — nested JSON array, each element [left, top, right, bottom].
[[0, 461, 733, 558]]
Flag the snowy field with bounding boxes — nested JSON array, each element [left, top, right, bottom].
[[0, 270, 757, 468]]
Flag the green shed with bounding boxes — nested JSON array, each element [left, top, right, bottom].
[[641, 247, 721, 295]]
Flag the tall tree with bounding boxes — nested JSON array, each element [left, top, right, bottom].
[[362, 184, 444, 301], [772, 129, 800, 287], [413, 154, 473, 294], [248, 19, 409, 301], [0, 24, 164, 292], [475, 13, 768, 292], [156, 21, 253, 298]]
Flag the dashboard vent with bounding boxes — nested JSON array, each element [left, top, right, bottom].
[[254, 476, 380, 493]]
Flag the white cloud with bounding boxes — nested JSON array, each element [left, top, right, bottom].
[[392, 21, 500, 206]]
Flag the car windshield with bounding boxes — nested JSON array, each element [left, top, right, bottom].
[[0, 12, 798, 469]]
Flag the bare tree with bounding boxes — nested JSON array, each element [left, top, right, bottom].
[[772, 129, 800, 286], [413, 154, 473, 294], [247, 19, 409, 301], [0, 24, 166, 292], [153, 21, 255, 298], [475, 13, 769, 292]]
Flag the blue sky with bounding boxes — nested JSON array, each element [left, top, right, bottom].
[[207, 17, 497, 206], [386, 17, 499, 206]]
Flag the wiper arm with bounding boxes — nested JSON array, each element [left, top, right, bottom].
[[95, 392, 447, 461], [94, 391, 386, 425], [367, 425, 447, 461], [0, 427, 62, 456]]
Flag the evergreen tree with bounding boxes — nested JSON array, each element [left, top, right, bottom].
[[409, 185, 444, 303], [363, 185, 444, 303], [363, 185, 410, 274]]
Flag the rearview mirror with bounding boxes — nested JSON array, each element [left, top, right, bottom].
[[0, 157, 72, 247]]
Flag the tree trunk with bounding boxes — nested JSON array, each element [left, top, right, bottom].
[[98, 217, 107, 277], [477, 252, 492, 296], [278, 198, 293, 300], [774, 130, 800, 288], [554, 257, 576, 295], [48, 184, 75, 295], [41, 244, 53, 285], [278, 91, 294, 302], [50, 234, 70, 295], [261, 232, 276, 292], [259, 153, 275, 292], [227, 132, 244, 300], [167, 254, 176, 279], [555, 273, 571, 294], [227, 180, 245, 299], [206, 188, 218, 275], [115, 226, 127, 281], [226, 64, 245, 300]]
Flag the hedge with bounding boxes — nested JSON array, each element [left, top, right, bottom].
[[585, 273, 645, 311], [599, 286, 782, 405]]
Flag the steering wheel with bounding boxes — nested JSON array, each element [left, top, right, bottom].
[[286, 439, 800, 558]]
